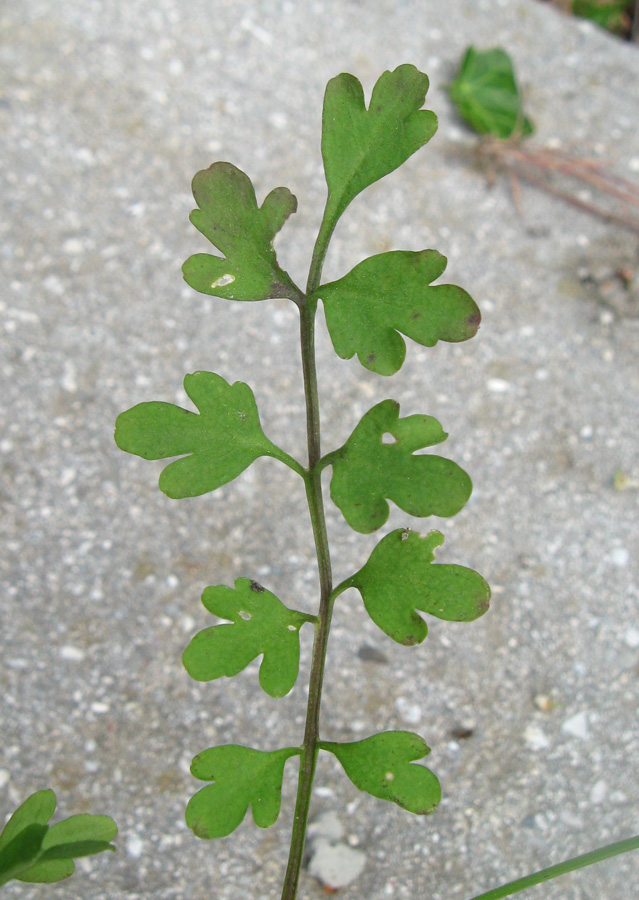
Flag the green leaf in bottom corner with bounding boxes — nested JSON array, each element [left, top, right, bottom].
[[448, 46, 534, 140], [314, 250, 480, 375], [183, 578, 308, 698], [0, 790, 56, 855], [186, 745, 300, 839], [328, 399, 472, 533], [15, 814, 117, 884], [321, 732, 441, 815], [0, 825, 48, 887], [115, 371, 277, 499], [350, 529, 490, 645]]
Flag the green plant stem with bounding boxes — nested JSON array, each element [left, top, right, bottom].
[[280, 245, 336, 900], [465, 834, 639, 900], [305, 199, 338, 293]]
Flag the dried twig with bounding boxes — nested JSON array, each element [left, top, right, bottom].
[[479, 137, 639, 232]]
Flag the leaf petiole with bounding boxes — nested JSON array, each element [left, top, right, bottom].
[[264, 444, 308, 479]]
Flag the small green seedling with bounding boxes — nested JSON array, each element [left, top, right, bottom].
[[448, 46, 534, 139], [0, 789, 116, 888], [115, 66, 639, 900]]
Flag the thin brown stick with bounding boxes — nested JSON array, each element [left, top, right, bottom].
[[479, 137, 639, 233]]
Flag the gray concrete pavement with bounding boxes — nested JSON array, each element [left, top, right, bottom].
[[1, 1, 638, 898]]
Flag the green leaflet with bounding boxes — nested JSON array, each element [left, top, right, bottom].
[[182, 162, 300, 302], [114, 372, 285, 499], [0, 791, 117, 886], [320, 732, 441, 815], [186, 745, 300, 839], [326, 399, 472, 533], [322, 65, 437, 225], [348, 529, 491, 645], [14, 859, 76, 885], [183, 578, 311, 698], [0, 790, 56, 854], [448, 46, 534, 140], [312, 250, 480, 375]]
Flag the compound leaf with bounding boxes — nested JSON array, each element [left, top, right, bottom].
[[350, 529, 491, 645], [327, 400, 472, 533], [322, 65, 437, 223], [182, 162, 299, 301], [183, 578, 309, 698], [313, 250, 480, 375], [448, 46, 534, 140], [186, 745, 300, 839], [115, 372, 279, 499], [321, 732, 441, 814]]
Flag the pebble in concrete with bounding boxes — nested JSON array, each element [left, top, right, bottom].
[[307, 811, 367, 890]]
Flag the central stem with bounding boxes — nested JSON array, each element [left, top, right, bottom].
[[280, 292, 334, 900]]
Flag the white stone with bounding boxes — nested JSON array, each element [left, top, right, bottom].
[[60, 645, 85, 661], [126, 835, 145, 858], [611, 547, 630, 567], [590, 779, 608, 805], [395, 696, 422, 725], [562, 712, 589, 740], [308, 811, 344, 842], [313, 786, 334, 799], [524, 724, 550, 751], [308, 839, 366, 889], [487, 378, 510, 393], [623, 628, 639, 649], [62, 237, 84, 255]]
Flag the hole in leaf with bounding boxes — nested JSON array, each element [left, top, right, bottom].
[[211, 273, 235, 288], [238, 610, 252, 621], [287, 624, 298, 632], [381, 432, 397, 445], [385, 772, 395, 781]]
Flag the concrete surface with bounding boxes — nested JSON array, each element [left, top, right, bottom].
[[1, 1, 638, 899]]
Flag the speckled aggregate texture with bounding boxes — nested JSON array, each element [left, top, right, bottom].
[[1, 1, 638, 898]]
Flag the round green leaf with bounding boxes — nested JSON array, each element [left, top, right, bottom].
[[186, 745, 300, 839], [115, 372, 278, 498], [183, 578, 308, 698], [328, 399, 472, 533], [183, 162, 299, 301], [314, 250, 480, 375], [322, 66, 437, 223], [321, 732, 441, 815], [351, 529, 491, 645]]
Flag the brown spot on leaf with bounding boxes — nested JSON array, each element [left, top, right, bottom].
[[250, 580, 265, 593], [466, 311, 481, 331]]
